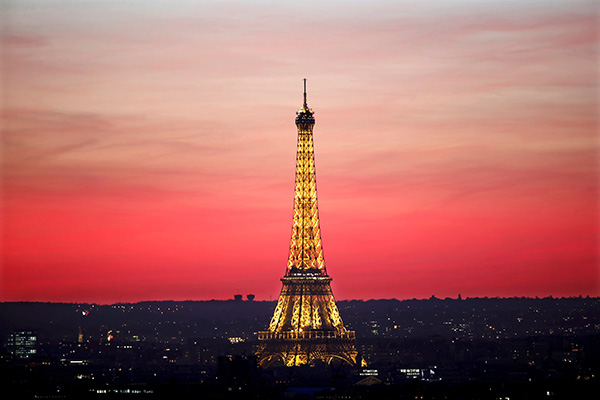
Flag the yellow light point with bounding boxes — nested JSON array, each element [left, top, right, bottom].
[[256, 80, 358, 367]]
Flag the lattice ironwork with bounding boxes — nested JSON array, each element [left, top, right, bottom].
[[256, 80, 358, 367]]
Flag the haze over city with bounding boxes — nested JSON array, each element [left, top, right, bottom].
[[2, 0, 598, 303]]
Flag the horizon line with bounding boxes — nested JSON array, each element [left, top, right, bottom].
[[1, 295, 598, 306]]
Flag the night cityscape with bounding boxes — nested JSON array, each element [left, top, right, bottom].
[[2, 297, 599, 399]]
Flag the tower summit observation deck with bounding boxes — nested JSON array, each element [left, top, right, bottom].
[[256, 80, 358, 367]]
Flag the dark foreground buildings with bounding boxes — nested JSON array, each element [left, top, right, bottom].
[[1, 297, 599, 399]]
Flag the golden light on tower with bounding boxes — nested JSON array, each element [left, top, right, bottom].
[[256, 80, 358, 367]]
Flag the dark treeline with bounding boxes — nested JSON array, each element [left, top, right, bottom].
[[1, 296, 598, 343]]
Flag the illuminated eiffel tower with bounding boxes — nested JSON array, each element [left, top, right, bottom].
[[256, 80, 358, 367]]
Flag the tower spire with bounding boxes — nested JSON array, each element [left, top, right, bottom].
[[296, 78, 314, 130], [303, 78, 307, 108]]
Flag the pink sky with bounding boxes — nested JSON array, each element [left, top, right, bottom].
[[1, 0, 598, 303]]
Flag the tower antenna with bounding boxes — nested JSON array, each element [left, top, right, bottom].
[[303, 78, 307, 108]]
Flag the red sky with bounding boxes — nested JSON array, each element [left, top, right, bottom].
[[1, 0, 598, 303]]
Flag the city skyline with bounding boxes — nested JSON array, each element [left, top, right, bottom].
[[2, 0, 598, 303]]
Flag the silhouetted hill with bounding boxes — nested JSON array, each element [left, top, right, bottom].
[[1, 297, 598, 343]]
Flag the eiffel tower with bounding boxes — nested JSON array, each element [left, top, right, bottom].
[[256, 80, 358, 367]]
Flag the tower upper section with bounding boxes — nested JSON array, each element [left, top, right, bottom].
[[287, 79, 326, 276], [295, 78, 315, 131]]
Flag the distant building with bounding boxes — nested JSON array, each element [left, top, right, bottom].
[[234, 294, 243, 301], [355, 375, 383, 386], [246, 294, 255, 301], [6, 330, 37, 359]]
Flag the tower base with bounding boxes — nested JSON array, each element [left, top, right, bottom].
[[256, 330, 358, 367]]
